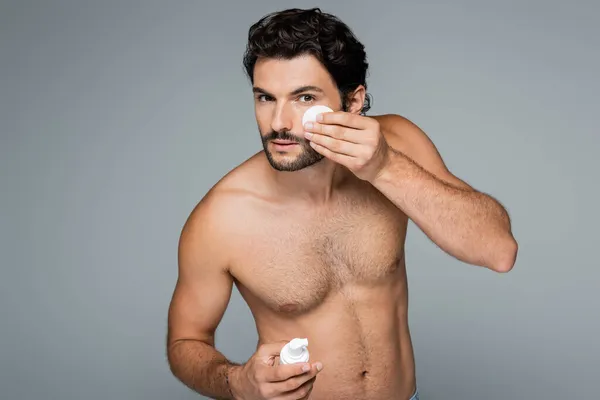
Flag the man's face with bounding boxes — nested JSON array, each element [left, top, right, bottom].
[[252, 55, 343, 172]]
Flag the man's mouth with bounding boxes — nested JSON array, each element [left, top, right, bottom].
[[272, 140, 298, 145]]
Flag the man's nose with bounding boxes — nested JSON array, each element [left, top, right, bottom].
[[271, 103, 295, 133]]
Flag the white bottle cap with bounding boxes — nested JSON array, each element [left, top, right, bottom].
[[302, 105, 334, 126], [280, 338, 309, 364], [287, 338, 309, 358]]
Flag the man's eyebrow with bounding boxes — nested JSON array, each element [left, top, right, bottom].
[[252, 85, 324, 96], [252, 86, 270, 95], [290, 85, 324, 95]]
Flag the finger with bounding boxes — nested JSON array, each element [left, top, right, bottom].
[[265, 362, 312, 382], [308, 134, 361, 157], [304, 122, 362, 143], [309, 139, 358, 165], [317, 111, 372, 129], [278, 376, 316, 400], [272, 363, 321, 396]]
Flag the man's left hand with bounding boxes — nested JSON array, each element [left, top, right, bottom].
[[304, 111, 390, 182]]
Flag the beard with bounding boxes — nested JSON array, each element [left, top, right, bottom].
[[261, 129, 324, 171]]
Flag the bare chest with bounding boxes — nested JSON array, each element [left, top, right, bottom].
[[231, 193, 408, 314]]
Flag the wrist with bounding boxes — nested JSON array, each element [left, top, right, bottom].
[[227, 364, 244, 400], [370, 147, 395, 186]]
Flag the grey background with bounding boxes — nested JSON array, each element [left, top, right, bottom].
[[1, 0, 598, 399]]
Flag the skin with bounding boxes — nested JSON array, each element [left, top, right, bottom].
[[166, 54, 518, 400]]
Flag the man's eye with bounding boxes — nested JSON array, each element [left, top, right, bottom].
[[299, 95, 315, 102], [257, 95, 273, 102]]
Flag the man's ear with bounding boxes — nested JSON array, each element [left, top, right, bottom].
[[343, 85, 367, 114]]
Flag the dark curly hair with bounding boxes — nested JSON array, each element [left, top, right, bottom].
[[242, 8, 372, 114]]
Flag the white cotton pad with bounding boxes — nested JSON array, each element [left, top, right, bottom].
[[302, 105, 334, 126]]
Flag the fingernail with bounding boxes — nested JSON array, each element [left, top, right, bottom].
[[315, 362, 323, 371], [304, 132, 313, 139], [302, 364, 311, 372], [316, 114, 324, 122], [304, 122, 313, 129]]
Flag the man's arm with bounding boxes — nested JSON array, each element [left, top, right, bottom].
[[373, 114, 518, 272], [167, 192, 238, 399]]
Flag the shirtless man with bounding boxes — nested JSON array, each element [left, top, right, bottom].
[[166, 8, 518, 400]]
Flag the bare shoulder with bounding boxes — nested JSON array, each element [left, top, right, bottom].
[[372, 114, 440, 160], [371, 114, 473, 190], [183, 153, 266, 232], [179, 153, 269, 270]]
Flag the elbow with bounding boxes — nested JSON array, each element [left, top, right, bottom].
[[166, 341, 180, 376], [489, 236, 518, 273], [166, 338, 189, 377]]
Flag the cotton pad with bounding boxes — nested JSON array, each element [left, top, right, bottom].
[[302, 105, 333, 126]]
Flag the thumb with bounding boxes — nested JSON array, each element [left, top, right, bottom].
[[256, 340, 290, 358]]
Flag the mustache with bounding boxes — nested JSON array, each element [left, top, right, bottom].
[[264, 130, 305, 143]]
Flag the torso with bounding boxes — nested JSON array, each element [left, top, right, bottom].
[[219, 118, 417, 399]]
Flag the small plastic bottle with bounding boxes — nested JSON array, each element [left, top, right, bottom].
[[279, 338, 310, 365]]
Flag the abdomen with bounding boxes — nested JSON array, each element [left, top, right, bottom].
[[258, 268, 416, 400]]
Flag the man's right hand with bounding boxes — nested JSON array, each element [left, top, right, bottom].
[[229, 341, 323, 400]]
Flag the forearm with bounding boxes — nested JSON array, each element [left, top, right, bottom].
[[372, 148, 517, 271], [168, 339, 240, 399]]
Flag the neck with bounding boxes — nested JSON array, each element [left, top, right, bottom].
[[269, 158, 351, 204]]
